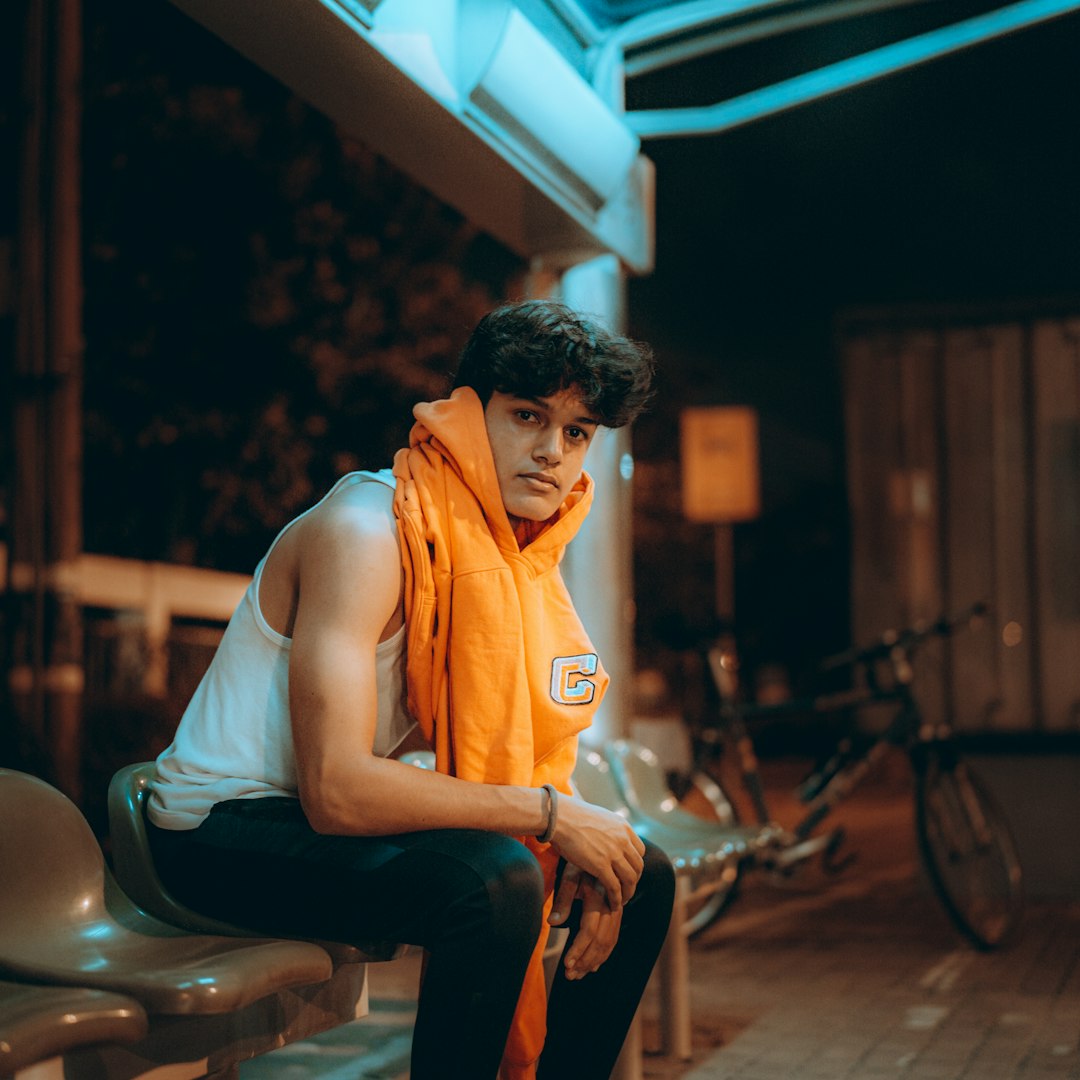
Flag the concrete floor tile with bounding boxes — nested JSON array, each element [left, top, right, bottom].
[[906, 1064, 965, 1080]]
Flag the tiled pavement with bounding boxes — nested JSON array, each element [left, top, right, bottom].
[[240, 754, 1080, 1079]]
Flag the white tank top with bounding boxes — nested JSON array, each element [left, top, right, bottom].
[[148, 470, 416, 830]]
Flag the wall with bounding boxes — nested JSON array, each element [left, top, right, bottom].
[[842, 305, 1080, 736]]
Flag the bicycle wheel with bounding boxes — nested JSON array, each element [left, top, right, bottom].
[[682, 768, 740, 827], [914, 745, 1024, 949]]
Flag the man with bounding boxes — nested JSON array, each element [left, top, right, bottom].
[[147, 299, 674, 1079]]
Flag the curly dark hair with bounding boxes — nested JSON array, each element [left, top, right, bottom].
[[452, 299, 654, 428]]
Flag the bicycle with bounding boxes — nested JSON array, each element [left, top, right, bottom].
[[682, 601, 1025, 950]]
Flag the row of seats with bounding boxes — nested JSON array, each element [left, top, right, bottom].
[[0, 766, 397, 1080], [1, 743, 773, 1078]]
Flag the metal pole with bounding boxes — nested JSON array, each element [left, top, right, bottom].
[[9, 0, 85, 798], [715, 522, 735, 626], [556, 256, 635, 749]]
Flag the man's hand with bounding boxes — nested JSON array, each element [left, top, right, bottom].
[[548, 866, 622, 980], [548, 795, 645, 908]]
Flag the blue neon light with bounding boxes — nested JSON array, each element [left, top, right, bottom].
[[627, 0, 1080, 138]]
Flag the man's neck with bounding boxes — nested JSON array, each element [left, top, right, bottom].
[[510, 515, 548, 548]]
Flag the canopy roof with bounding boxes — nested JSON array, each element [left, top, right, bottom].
[[170, 0, 1080, 274], [563, 0, 1080, 137]]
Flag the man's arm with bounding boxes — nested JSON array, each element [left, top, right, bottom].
[[286, 487, 645, 905]]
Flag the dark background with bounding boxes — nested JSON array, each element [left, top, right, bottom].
[[6, 0, 1080, 708], [625, 4, 1080, 685]]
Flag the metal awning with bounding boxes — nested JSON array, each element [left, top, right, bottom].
[[169, 0, 655, 272], [575, 0, 1080, 138], [169, 0, 1080, 276]]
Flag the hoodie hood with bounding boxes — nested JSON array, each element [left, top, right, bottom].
[[409, 387, 594, 573]]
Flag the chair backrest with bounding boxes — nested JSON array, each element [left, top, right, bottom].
[[570, 748, 633, 818], [608, 738, 741, 831], [107, 763, 406, 963], [606, 738, 677, 815], [398, 750, 436, 770], [0, 768, 109, 933], [108, 762, 254, 936]]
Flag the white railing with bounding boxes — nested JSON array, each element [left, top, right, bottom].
[[1, 544, 249, 697]]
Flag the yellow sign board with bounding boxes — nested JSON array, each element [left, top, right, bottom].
[[680, 406, 761, 523]]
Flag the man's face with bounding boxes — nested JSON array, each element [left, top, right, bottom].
[[484, 387, 601, 531]]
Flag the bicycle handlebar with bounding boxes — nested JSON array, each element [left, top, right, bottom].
[[819, 601, 989, 673]]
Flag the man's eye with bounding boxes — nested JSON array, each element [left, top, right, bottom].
[[516, 410, 537, 422], [567, 427, 588, 442]]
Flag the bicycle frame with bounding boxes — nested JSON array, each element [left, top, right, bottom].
[[701, 602, 988, 871], [687, 602, 1023, 946]]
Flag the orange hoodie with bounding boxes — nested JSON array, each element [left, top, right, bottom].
[[392, 387, 609, 1078]]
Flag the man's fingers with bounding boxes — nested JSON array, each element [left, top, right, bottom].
[[564, 889, 622, 979], [548, 864, 582, 925], [595, 849, 643, 911], [615, 856, 643, 906], [563, 912, 600, 979], [595, 866, 623, 909]]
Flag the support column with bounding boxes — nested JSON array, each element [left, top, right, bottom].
[[558, 255, 634, 747], [7, 0, 85, 798]]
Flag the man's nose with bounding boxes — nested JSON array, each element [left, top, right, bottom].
[[533, 431, 562, 464]]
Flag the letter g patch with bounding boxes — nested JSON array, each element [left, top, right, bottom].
[[550, 653, 598, 705]]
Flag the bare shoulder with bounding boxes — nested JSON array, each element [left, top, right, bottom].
[[300, 479, 398, 560], [291, 478, 402, 639]]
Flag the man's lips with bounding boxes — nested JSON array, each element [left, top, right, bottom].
[[519, 472, 558, 488]]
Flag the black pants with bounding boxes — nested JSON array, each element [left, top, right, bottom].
[[148, 798, 674, 1079]]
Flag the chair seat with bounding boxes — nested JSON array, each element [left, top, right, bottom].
[[0, 980, 148, 1074], [1, 920, 333, 1017], [0, 768, 334, 1016], [108, 763, 407, 966]]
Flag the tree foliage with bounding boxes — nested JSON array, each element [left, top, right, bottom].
[[82, 0, 523, 572]]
